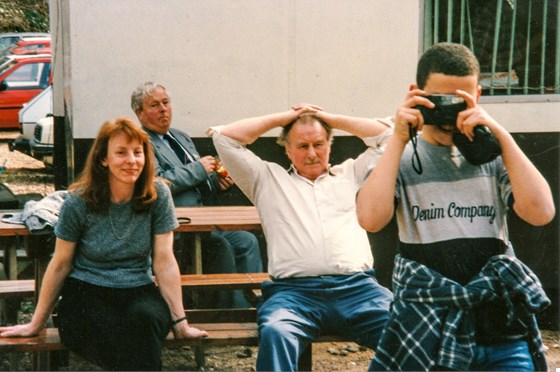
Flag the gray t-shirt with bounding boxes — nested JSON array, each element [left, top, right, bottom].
[[388, 137, 526, 341], [55, 180, 179, 288], [380, 136, 514, 283]]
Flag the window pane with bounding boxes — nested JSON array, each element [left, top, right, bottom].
[[424, 0, 559, 96], [5, 62, 45, 88]]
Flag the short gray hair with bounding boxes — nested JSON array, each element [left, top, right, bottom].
[[130, 81, 169, 112], [276, 113, 333, 147]]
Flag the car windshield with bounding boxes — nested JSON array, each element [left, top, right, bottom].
[[0, 43, 17, 60], [0, 37, 20, 54], [0, 58, 17, 76]]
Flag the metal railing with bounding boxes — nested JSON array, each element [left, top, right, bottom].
[[424, 0, 559, 96]]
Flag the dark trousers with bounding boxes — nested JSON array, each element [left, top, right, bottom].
[[56, 277, 172, 371]]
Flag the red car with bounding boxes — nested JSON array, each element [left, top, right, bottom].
[[0, 38, 51, 60], [0, 32, 50, 54], [0, 54, 51, 129]]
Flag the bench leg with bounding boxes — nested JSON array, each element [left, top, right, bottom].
[[3, 238, 18, 280], [50, 350, 68, 369], [298, 344, 312, 371], [33, 351, 50, 371], [194, 346, 206, 369], [31, 350, 62, 371], [0, 298, 21, 325], [0, 298, 23, 370], [9, 354, 19, 371]]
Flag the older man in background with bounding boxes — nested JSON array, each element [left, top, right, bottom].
[[132, 81, 263, 308]]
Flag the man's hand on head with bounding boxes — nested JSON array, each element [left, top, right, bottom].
[[291, 103, 323, 113]]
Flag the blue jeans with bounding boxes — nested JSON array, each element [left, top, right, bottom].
[[216, 230, 263, 273], [206, 230, 262, 308], [256, 270, 393, 371], [469, 340, 534, 371]]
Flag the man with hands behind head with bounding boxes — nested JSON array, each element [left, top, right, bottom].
[[208, 104, 393, 371], [132, 82, 263, 309], [357, 42, 555, 371]]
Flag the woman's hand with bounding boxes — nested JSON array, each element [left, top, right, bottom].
[[0, 322, 42, 338], [171, 320, 209, 339]]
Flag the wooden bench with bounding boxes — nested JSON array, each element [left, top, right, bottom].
[[0, 279, 35, 326], [0, 273, 265, 300], [0, 273, 347, 371], [0, 279, 34, 299]]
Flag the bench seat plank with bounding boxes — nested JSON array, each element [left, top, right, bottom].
[[0, 280, 34, 299], [179, 273, 270, 290], [0, 324, 260, 352], [0, 329, 63, 352], [0, 273, 270, 299], [0, 323, 345, 353]]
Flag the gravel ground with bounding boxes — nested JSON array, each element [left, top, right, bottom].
[[1, 130, 559, 371], [0, 131, 54, 197]]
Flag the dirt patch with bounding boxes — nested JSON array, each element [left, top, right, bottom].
[[0, 133, 54, 197], [4, 330, 559, 371], [62, 331, 560, 371], [3, 338, 375, 371]]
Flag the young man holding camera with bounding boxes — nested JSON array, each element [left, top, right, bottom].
[[357, 42, 555, 371]]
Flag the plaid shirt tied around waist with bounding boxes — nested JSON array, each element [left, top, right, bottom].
[[370, 254, 550, 371]]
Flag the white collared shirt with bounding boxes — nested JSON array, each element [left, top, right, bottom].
[[209, 126, 392, 278]]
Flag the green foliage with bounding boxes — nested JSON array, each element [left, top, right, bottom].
[[0, 0, 49, 33]]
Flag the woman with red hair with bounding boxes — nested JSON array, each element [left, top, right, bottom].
[[0, 117, 207, 370]]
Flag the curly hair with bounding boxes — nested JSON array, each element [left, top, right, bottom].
[[416, 42, 480, 89]]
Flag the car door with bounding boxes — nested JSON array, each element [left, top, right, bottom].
[[0, 58, 51, 129]]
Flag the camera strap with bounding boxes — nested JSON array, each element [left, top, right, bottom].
[[409, 125, 423, 175]]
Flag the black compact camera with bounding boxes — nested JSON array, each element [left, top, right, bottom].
[[413, 94, 501, 166], [416, 94, 467, 126]]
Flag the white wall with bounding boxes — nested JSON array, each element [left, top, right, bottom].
[[483, 100, 560, 133], [51, 0, 420, 138], [51, 0, 559, 138]]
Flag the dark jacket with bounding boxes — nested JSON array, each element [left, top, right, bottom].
[[143, 127, 219, 207]]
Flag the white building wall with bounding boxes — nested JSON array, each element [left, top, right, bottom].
[[50, 0, 558, 138], [51, 0, 420, 138]]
